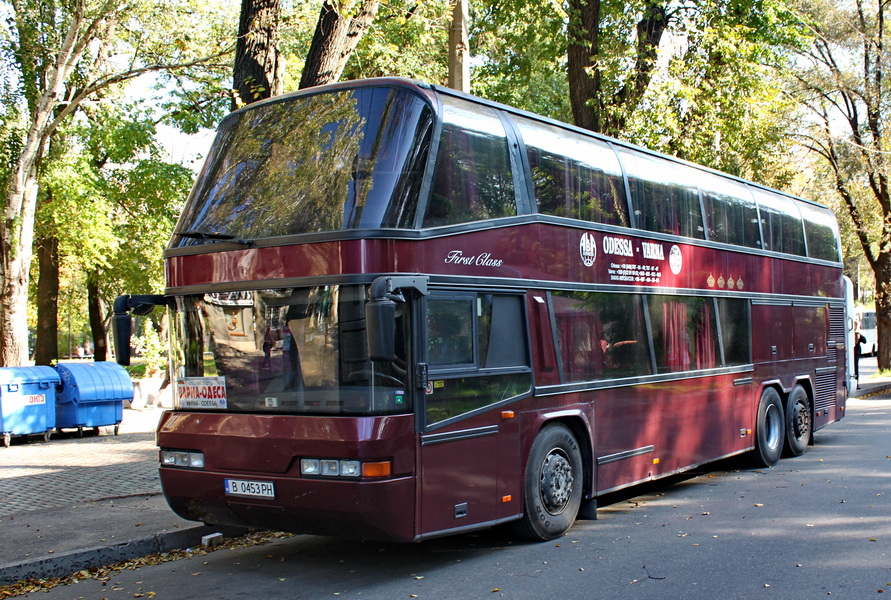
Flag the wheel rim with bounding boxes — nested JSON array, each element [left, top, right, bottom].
[[764, 403, 782, 450], [539, 448, 574, 515], [793, 399, 810, 441]]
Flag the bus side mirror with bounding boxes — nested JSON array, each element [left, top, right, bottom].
[[366, 297, 397, 362], [366, 275, 428, 362], [112, 294, 168, 367], [112, 313, 133, 366]]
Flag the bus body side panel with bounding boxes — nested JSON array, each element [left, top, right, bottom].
[[751, 304, 795, 364], [157, 411, 419, 542], [165, 228, 845, 303], [417, 408, 524, 538], [592, 373, 751, 494]]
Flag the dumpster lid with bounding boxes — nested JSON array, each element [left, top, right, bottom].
[[0, 366, 61, 385]]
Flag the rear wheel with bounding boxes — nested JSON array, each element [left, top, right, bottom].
[[513, 423, 583, 541], [752, 388, 784, 467], [783, 385, 811, 457]]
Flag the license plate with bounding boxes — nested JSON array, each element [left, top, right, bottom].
[[224, 479, 275, 499]]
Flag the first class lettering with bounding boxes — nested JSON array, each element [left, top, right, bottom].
[[445, 250, 504, 267]]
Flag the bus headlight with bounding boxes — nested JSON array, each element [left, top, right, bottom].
[[160, 450, 205, 469], [300, 458, 387, 479]]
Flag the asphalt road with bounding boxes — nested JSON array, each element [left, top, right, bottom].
[[22, 396, 891, 600]]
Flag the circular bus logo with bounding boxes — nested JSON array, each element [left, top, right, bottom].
[[580, 232, 597, 267], [669, 245, 683, 275]]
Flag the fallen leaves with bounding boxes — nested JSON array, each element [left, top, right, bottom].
[[0, 530, 293, 598]]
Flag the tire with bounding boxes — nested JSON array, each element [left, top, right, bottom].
[[751, 388, 785, 468], [783, 385, 811, 457], [513, 423, 583, 541]]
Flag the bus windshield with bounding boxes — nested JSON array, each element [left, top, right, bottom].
[[169, 285, 410, 415], [173, 86, 434, 245]]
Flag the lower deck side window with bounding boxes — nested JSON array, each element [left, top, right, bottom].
[[552, 291, 752, 384]]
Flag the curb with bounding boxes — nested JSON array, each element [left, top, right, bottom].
[[0, 524, 248, 585], [850, 381, 891, 399]]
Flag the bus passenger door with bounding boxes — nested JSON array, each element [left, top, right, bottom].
[[417, 293, 531, 538]]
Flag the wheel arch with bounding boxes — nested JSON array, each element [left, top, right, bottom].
[[758, 380, 787, 406], [793, 376, 816, 420], [527, 411, 595, 500]]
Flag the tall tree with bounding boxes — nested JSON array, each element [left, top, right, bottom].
[[567, 0, 671, 135], [792, 0, 891, 369], [233, 0, 285, 109], [299, 0, 381, 89], [471, 0, 570, 120], [33, 221, 59, 365], [627, 0, 806, 182], [0, 0, 232, 366], [448, 0, 470, 92], [339, 0, 450, 84]]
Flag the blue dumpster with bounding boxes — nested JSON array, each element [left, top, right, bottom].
[[0, 366, 61, 447], [54, 362, 133, 437]]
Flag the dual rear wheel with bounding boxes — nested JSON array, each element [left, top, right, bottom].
[[753, 384, 812, 468]]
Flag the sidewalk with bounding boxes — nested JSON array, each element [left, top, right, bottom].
[[0, 408, 243, 585], [851, 363, 891, 399]]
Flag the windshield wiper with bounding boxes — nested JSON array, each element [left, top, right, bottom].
[[177, 231, 254, 246]]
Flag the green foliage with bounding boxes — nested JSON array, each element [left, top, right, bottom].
[[471, 0, 571, 120], [129, 1, 240, 134], [626, 0, 810, 184], [32, 101, 191, 351], [132, 323, 167, 376], [338, 0, 451, 84]]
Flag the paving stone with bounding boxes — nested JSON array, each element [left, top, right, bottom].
[[0, 409, 164, 518]]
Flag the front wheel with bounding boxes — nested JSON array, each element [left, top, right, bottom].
[[751, 388, 785, 468], [513, 423, 583, 541], [783, 385, 811, 457]]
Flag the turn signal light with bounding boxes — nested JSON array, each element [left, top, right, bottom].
[[362, 461, 392, 478]]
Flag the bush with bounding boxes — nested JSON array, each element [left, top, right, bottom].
[[131, 326, 166, 377]]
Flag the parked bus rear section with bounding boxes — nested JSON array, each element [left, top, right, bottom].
[[114, 78, 847, 543]]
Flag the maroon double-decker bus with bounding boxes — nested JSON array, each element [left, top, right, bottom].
[[114, 78, 847, 542]]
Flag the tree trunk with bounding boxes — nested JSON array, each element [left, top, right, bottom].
[[0, 173, 40, 366], [567, 0, 668, 135], [567, 0, 602, 132], [87, 271, 108, 362], [33, 234, 60, 366], [448, 0, 470, 93], [232, 0, 284, 110], [299, 0, 381, 90]]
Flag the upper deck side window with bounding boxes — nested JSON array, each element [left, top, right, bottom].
[[514, 118, 628, 227], [619, 149, 706, 240], [422, 99, 517, 228], [698, 172, 762, 249], [172, 86, 434, 246], [751, 188, 806, 257], [799, 201, 841, 262]]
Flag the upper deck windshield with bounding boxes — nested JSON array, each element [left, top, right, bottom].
[[173, 86, 434, 246], [169, 285, 410, 415]]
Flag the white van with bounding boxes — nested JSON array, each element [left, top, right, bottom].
[[856, 308, 878, 356]]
